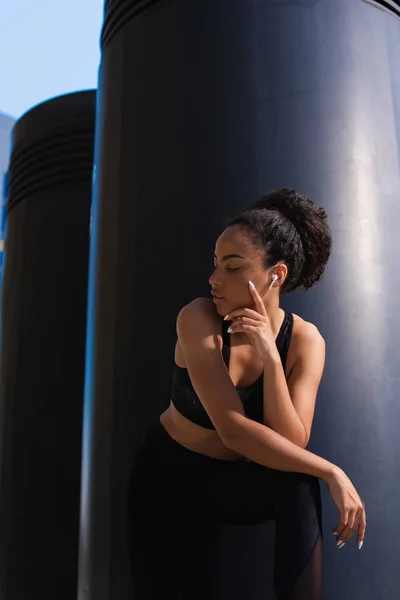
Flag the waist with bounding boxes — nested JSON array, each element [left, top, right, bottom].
[[159, 402, 245, 462]]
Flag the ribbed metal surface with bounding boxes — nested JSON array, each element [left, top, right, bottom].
[[365, 0, 400, 17], [101, 0, 164, 48], [8, 91, 96, 213], [0, 89, 95, 600]]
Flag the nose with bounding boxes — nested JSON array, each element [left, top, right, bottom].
[[209, 267, 220, 288]]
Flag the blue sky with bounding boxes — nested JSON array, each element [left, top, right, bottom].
[[0, 0, 103, 119]]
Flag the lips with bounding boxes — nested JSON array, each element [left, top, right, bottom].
[[211, 291, 225, 299], [211, 291, 226, 303]]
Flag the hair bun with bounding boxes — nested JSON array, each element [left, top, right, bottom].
[[248, 188, 332, 291], [249, 188, 316, 227]]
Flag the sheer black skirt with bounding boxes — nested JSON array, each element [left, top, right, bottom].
[[127, 420, 323, 599]]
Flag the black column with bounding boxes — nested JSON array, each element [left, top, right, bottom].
[[80, 1, 400, 599], [0, 91, 95, 599]]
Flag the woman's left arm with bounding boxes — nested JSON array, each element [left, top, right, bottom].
[[226, 281, 326, 449], [262, 324, 325, 448]]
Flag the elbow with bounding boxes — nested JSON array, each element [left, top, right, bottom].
[[263, 422, 308, 448], [286, 432, 308, 449], [220, 429, 239, 451], [281, 419, 309, 448], [296, 426, 309, 449], [216, 418, 243, 450], [218, 426, 238, 450]]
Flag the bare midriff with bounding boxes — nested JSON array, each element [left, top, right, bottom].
[[160, 401, 245, 462]]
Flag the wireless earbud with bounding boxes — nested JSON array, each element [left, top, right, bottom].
[[269, 273, 278, 290]]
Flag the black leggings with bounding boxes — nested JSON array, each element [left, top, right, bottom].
[[127, 420, 323, 600]]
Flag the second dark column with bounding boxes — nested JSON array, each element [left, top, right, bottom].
[[0, 91, 95, 599], [80, 1, 400, 599]]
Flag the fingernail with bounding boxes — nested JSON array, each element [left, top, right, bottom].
[[249, 281, 255, 289], [227, 327, 232, 333], [224, 314, 230, 321], [337, 542, 345, 549], [358, 541, 363, 550], [332, 532, 337, 536]]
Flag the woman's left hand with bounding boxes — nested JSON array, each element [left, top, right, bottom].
[[224, 281, 279, 361]]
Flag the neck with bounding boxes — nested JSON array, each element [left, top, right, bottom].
[[262, 294, 284, 337]]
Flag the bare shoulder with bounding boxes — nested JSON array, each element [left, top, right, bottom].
[[177, 297, 221, 338], [179, 296, 216, 316], [178, 297, 219, 323], [291, 313, 326, 357], [175, 298, 221, 367]]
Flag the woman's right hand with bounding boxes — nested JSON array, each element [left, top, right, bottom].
[[326, 466, 366, 550]]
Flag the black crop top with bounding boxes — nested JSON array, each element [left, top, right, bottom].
[[171, 311, 294, 429]]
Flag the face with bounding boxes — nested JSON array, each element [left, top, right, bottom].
[[209, 225, 276, 316]]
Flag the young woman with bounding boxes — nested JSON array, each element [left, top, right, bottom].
[[127, 189, 366, 600]]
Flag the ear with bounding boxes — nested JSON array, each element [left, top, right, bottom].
[[272, 263, 288, 288]]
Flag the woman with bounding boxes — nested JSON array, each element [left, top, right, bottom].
[[127, 189, 366, 600]]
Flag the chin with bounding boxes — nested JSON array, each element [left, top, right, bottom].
[[213, 301, 230, 317]]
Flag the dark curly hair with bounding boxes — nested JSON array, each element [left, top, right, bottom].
[[229, 188, 332, 293]]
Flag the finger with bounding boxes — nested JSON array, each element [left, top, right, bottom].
[[338, 509, 359, 543], [228, 324, 259, 335], [335, 511, 349, 541], [249, 281, 267, 315], [225, 308, 264, 322], [230, 316, 263, 328], [336, 509, 358, 546], [336, 529, 350, 549], [357, 506, 367, 550]]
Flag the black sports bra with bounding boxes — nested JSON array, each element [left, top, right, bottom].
[[171, 311, 294, 430]]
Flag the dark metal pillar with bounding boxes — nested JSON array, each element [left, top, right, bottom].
[[80, 1, 400, 598], [0, 91, 95, 599]]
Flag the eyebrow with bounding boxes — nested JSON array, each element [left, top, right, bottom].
[[214, 253, 246, 261]]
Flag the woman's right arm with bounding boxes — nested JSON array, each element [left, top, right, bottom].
[[177, 299, 333, 480], [177, 300, 366, 548]]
